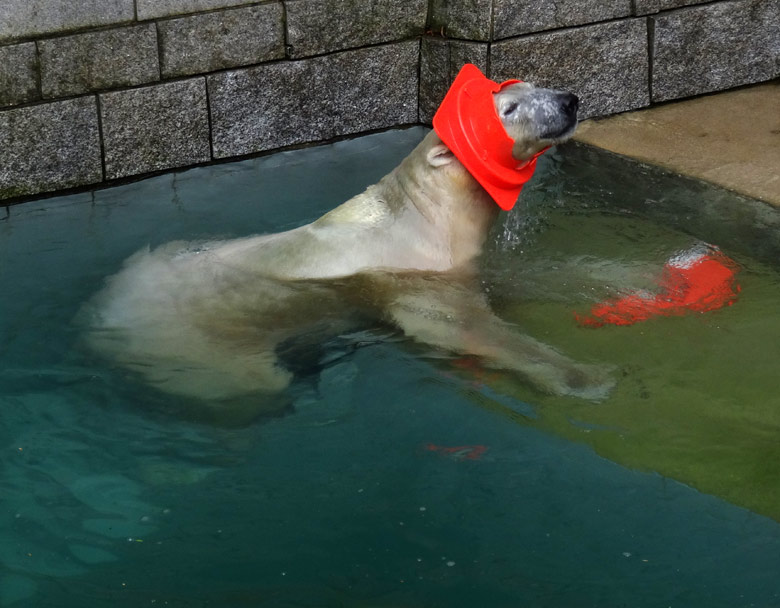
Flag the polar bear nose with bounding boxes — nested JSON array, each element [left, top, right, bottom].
[[560, 93, 579, 117]]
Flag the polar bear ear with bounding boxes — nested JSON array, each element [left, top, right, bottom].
[[426, 143, 455, 167]]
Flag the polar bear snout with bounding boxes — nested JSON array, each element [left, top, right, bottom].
[[538, 92, 579, 140], [559, 92, 579, 119], [494, 83, 580, 160]]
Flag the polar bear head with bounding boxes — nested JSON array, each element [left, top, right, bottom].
[[421, 77, 579, 211], [493, 82, 579, 161]]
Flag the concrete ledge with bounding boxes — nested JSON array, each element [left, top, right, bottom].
[[491, 20, 650, 119], [100, 80, 211, 180], [651, 0, 780, 102], [39, 25, 160, 99], [0, 43, 39, 108], [208, 42, 419, 159], [575, 82, 780, 205], [158, 4, 285, 78], [285, 0, 427, 58], [0, 97, 102, 199]]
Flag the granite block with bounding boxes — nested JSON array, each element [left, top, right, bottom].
[[635, 0, 710, 15], [0, 43, 39, 108], [137, 0, 260, 20], [491, 19, 650, 118], [651, 0, 780, 101], [419, 37, 489, 124], [428, 0, 492, 41], [493, 0, 632, 38], [100, 80, 211, 179], [0, 97, 102, 200], [419, 38, 450, 125], [159, 5, 284, 78], [0, 0, 134, 43], [208, 42, 419, 159], [39, 25, 159, 99], [285, 0, 427, 58]]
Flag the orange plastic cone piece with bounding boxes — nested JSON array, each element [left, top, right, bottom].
[[576, 249, 740, 328], [432, 64, 545, 211]]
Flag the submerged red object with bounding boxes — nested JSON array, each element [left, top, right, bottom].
[[432, 63, 546, 211], [424, 444, 488, 461], [576, 249, 740, 328]]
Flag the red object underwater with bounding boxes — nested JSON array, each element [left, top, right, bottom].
[[424, 444, 488, 461], [576, 248, 740, 328]]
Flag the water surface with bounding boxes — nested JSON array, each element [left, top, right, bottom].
[[1, 128, 779, 607]]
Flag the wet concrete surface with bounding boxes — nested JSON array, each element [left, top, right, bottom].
[[574, 81, 780, 206]]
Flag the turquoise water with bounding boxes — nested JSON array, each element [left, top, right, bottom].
[[2, 128, 780, 607]]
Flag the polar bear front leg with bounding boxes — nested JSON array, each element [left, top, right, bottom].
[[385, 281, 614, 400]]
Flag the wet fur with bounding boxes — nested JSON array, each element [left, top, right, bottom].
[[83, 81, 612, 417]]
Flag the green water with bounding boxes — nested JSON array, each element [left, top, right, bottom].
[[483, 143, 780, 523], [1, 129, 779, 607]]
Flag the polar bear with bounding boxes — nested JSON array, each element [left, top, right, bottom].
[[83, 67, 613, 417]]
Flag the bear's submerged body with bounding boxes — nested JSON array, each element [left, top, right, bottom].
[[83, 79, 614, 418]]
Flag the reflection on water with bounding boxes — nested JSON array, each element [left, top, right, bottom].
[[1, 130, 780, 607]]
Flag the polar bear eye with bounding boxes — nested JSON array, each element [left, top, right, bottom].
[[501, 101, 518, 117]]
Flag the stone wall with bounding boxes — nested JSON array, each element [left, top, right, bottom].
[[1, 0, 777, 203], [421, 0, 778, 121]]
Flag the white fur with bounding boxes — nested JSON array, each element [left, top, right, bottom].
[[83, 83, 612, 413]]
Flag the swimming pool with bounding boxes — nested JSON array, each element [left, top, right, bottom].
[[2, 128, 779, 607]]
